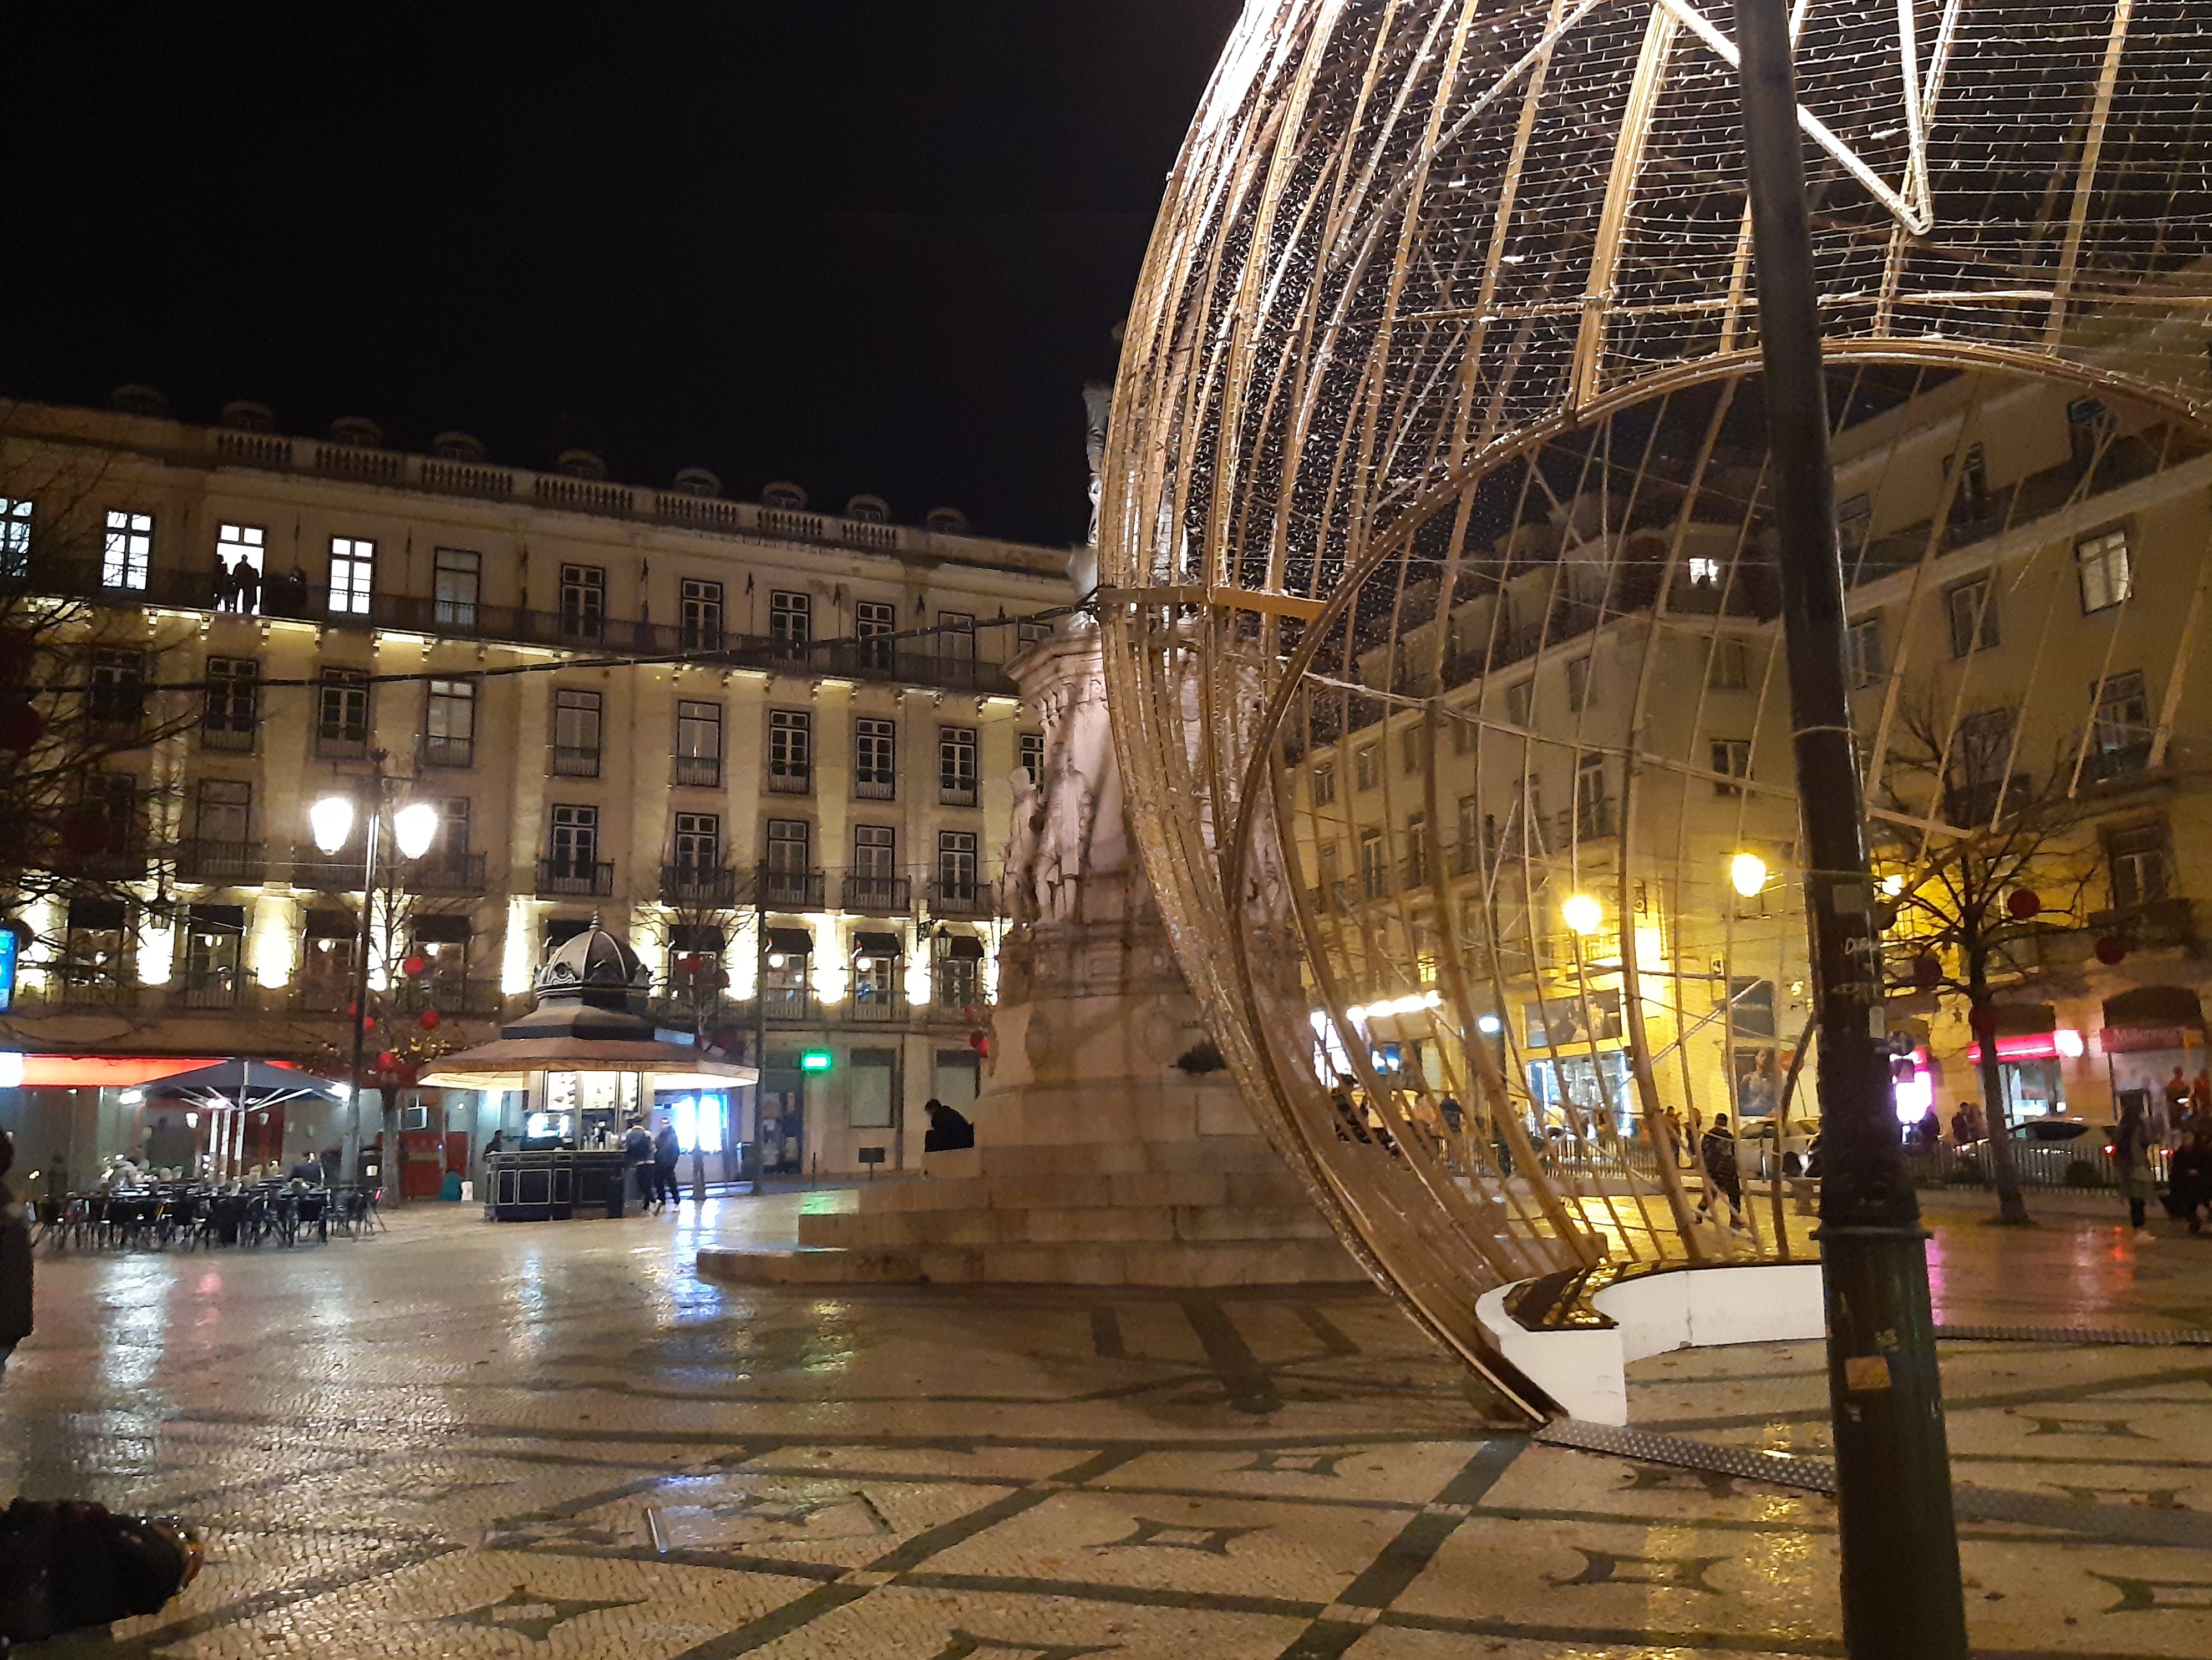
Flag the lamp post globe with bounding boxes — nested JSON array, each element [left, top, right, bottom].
[[308, 795, 355, 856], [1730, 852, 1768, 899], [393, 801, 440, 861], [1560, 893, 1603, 935]]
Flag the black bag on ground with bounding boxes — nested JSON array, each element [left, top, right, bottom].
[[0, 1499, 199, 1646]]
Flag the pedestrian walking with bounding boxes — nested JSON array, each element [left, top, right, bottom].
[[2164, 1122, 2212, 1233], [2115, 1096, 2160, 1242], [620, 1116, 653, 1211], [652, 1121, 681, 1209], [1695, 1112, 1745, 1229]]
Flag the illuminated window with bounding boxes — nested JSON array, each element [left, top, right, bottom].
[[327, 537, 373, 614], [104, 510, 153, 590]]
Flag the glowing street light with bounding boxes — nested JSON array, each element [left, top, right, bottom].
[[308, 795, 356, 855], [1729, 851, 1768, 898], [393, 801, 441, 861], [1561, 893, 1603, 935]]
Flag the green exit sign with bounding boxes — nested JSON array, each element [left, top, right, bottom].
[[799, 1050, 833, 1074]]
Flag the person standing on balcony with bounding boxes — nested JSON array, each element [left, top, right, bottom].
[[2115, 1096, 2159, 1242], [234, 558, 260, 614]]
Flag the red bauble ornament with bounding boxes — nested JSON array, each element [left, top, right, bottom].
[[968, 1030, 988, 1055], [1969, 1005, 1999, 1043], [420, 1008, 440, 1029], [1912, 955, 1941, 990], [714, 969, 730, 989], [346, 1000, 359, 1019], [2006, 889, 2041, 920], [2095, 936, 2129, 965], [362, 1015, 376, 1031], [376, 1049, 400, 1072], [678, 953, 702, 976], [401, 954, 428, 978]]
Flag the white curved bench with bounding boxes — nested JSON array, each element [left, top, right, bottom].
[[1476, 1259, 1827, 1424]]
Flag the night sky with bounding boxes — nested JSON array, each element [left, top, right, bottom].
[[1, 3, 1242, 549]]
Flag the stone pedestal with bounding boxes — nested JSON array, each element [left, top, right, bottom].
[[701, 635, 1358, 1288]]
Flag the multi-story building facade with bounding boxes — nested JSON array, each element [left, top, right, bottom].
[[0, 395, 1072, 1182], [1291, 366, 2212, 1141]]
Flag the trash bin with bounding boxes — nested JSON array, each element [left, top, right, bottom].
[[605, 1165, 629, 1218]]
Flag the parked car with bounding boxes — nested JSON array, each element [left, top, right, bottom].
[[1736, 1117, 1820, 1179], [1956, 1117, 2115, 1184]]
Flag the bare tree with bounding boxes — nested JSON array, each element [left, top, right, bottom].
[[1873, 698, 2100, 1224]]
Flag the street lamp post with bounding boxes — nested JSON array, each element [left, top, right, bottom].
[[1733, 5, 1969, 1656], [309, 763, 439, 1206]]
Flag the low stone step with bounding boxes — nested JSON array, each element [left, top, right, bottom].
[[699, 1233, 1363, 1289], [798, 1203, 1337, 1251]]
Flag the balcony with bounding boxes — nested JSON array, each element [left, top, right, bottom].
[[314, 730, 369, 762], [423, 733, 474, 769], [57, 977, 137, 1012], [550, 745, 601, 778], [855, 773, 896, 801], [291, 847, 366, 890], [767, 766, 811, 796], [662, 864, 742, 907], [404, 851, 488, 895], [939, 780, 979, 808], [848, 988, 905, 1023], [389, 978, 508, 1017], [929, 880, 995, 918], [176, 839, 267, 885], [175, 974, 241, 1011], [758, 867, 826, 910], [762, 984, 815, 1023], [200, 724, 255, 753], [841, 873, 911, 914], [673, 753, 722, 788], [536, 858, 614, 897], [2088, 895, 2197, 952]]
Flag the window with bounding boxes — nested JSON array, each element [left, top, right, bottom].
[[552, 689, 603, 776], [1399, 723, 1431, 774], [215, 524, 265, 612], [1504, 680, 1532, 727], [672, 811, 720, 871], [103, 510, 152, 590], [853, 823, 896, 877], [1946, 574, 1999, 656], [939, 725, 978, 806], [1511, 775, 1546, 857], [676, 701, 722, 787], [1017, 619, 1052, 648], [88, 650, 145, 735], [1312, 762, 1335, 806], [1729, 978, 1778, 1038], [1405, 814, 1429, 885], [1575, 753, 1610, 837], [1019, 732, 1044, 782], [425, 679, 476, 767], [549, 804, 599, 872], [2108, 822, 2172, 909], [1359, 829, 1389, 899], [181, 907, 243, 1008], [559, 564, 605, 642], [1836, 492, 1872, 557], [938, 612, 976, 665], [202, 656, 258, 748], [1945, 442, 1990, 524], [195, 778, 251, 844], [2091, 670, 2151, 777], [766, 818, 812, 873], [769, 708, 813, 793], [770, 590, 811, 656], [855, 717, 896, 799], [856, 600, 897, 671], [1566, 656, 1593, 712], [1955, 707, 2015, 783], [2077, 528, 2132, 614], [316, 669, 369, 757], [1712, 738, 1752, 796], [301, 912, 358, 1008], [434, 798, 472, 864], [937, 829, 978, 897], [327, 537, 373, 614], [680, 579, 723, 653], [936, 935, 983, 1010], [1457, 793, 1480, 864], [1354, 744, 1381, 790], [1687, 555, 1723, 588], [1451, 708, 1477, 755], [434, 548, 480, 629], [0, 497, 29, 578], [1706, 636, 1748, 690], [1847, 614, 1884, 689], [2067, 397, 2107, 469]]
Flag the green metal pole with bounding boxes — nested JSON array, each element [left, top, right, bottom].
[[1733, 5, 1969, 1655]]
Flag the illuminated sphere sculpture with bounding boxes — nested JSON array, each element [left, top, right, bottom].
[[1098, 2, 2212, 1374]]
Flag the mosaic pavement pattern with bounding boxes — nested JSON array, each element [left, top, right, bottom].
[[1, 1187, 2209, 1657]]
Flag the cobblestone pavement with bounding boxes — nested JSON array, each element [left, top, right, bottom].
[[2, 1185, 2209, 1657]]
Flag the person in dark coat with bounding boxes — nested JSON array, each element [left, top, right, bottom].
[[652, 1122, 682, 1209], [0, 1132, 29, 1376], [1695, 1112, 1745, 1229], [921, 1099, 975, 1153], [621, 1117, 654, 1208], [2167, 1122, 2212, 1234]]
